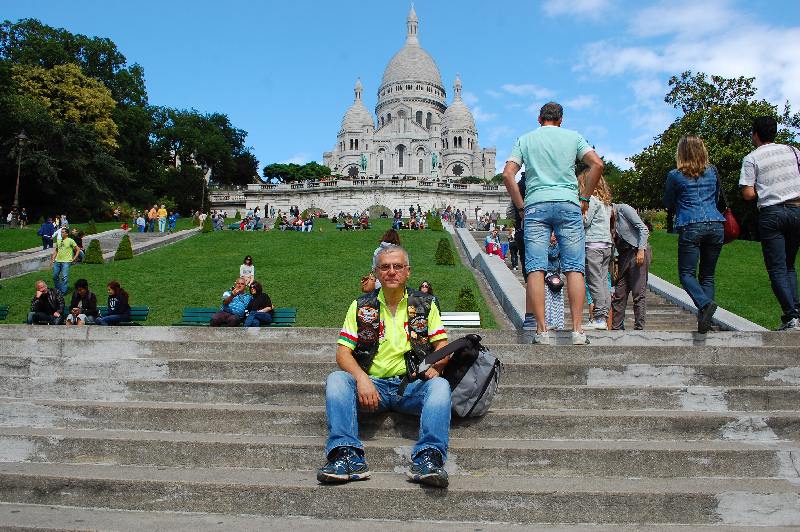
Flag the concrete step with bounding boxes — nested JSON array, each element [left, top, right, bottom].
[[1, 462, 798, 526], [4, 399, 800, 441], [3, 377, 800, 411], [1, 427, 795, 479], [3, 356, 800, 388]]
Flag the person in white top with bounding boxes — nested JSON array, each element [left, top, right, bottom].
[[239, 256, 255, 285], [739, 115, 800, 330]]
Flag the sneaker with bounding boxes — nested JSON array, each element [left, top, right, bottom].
[[522, 315, 538, 331], [407, 448, 448, 488], [571, 331, 590, 345], [776, 317, 800, 331], [317, 446, 370, 483], [586, 318, 608, 330], [533, 330, 551, 345], [697, 301, 718, 334]]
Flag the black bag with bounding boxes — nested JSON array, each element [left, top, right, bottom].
[[417, 334, 501, 417], [545, 273, 563, 292]]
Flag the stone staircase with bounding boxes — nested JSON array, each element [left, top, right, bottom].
[[0, 325, 799, 529], [471, 230, 702, 331]]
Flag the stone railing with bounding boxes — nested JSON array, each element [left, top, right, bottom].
[[243, 179, 505, 194], [210, 193, 246, 202]]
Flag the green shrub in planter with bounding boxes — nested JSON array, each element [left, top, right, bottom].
[[114, 234, 134, 261], [435, 237, 455, 265], [234, 210, 241, 220], [85, 219, 98, 235], [82, 239, 104, 264], [455, 286, 479, 312], [202, 216, 213, 233]]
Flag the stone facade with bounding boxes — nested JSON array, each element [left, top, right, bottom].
[[322, 6, 495, 181]]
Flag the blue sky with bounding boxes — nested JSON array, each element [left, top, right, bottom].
[[5, 0, 800, 175]]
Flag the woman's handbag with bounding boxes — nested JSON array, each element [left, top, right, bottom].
[[713, 166, 740, 244]]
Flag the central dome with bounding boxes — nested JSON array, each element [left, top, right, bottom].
[[380, 6, 443, 89]]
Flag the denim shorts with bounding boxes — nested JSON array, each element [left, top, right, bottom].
[[523, 201, 585, 274]]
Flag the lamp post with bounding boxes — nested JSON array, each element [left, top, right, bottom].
[[13, 131, 27, 228]]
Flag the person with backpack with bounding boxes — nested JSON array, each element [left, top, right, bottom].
[[317, 245, 451, 488]]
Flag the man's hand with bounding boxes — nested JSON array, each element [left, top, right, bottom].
[[35, 290, 42, 299], [636, 249, 645, 266], [53, 312, 60, 318], [356, 374, 380, 412]]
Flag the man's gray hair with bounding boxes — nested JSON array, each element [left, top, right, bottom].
[[539, 101, 563, 122], [374, 244, 410, 269]]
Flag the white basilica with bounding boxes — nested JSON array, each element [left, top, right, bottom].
[[323, 6, 496, 181]]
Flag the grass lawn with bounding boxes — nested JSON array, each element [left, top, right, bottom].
[[0, 219, 197, 252], [648, 230, 797, 330], [0, 219, 497, 328]]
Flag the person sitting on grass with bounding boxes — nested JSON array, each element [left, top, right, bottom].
[[27, 280, 64, 325], [243, 281, 273, 327], [210, 277, 251, 326], [317, 245, 451, 488], [66, 278, 99, 325], [240, 256, 255, 285], [97, 281, 131, 326]]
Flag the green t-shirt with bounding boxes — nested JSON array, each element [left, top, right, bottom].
[[507, 125, 593, 206], [54, 237, 77, 263]]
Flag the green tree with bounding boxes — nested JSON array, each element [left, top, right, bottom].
[[455, 286, 479, 312], [435, 238, 455, 265], [82, 239, 104, 264], [618, 71, 799, 237], [113, 234, 133, 260], [262, 161, 330, 183]]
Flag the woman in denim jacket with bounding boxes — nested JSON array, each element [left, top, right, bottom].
[[663, 135, 726, 333]]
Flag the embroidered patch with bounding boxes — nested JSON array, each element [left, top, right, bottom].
[[409, 316, 428, 334], [357, 306, 379, 323], [360, 326, 377, 341], [407, 306, 417, 319]]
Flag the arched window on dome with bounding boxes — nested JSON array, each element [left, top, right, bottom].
[[380, 159, 384, 174], [453, 137, 457, 149], [458, 136, 463, 148], [419, 159, 424, 173], [397, 145, 405, 168], [349, 139, 353, 150], [415, 111, 422, 125], [426, 112, 432, 129], [355, 139, 359, 150], [380, 117, 385, 127], [398, 110, 406, 120]]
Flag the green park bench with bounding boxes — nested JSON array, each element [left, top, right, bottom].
[[98, 306, 150, 326], [0, 305, 8, 321], [441, 311, 481, 328], [174, 307, 297, 327]]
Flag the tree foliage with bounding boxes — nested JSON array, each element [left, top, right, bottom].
[[435, 237, 455, 265], [113, 234, 133, 260], [455, 286, 479, 312], [615, 71, 799, 238], [262, 161, 330, 183], [82, 239, 104, 264]]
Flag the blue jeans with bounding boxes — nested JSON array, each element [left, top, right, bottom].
[[148, 219, 155, 232], [324, 371, 451, 460], [759, 204, 800, 322], [243, 311, 273, 327], [52, 261, 70, 295], [677, 222, 724, 310], [158, 218, 166, 232], [97, 314, 130, 326], [523, 201, 585, 273]]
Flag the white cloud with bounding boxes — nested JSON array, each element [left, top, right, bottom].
[[487, 125, 515, 144], [462, 91, 479, 107], [596, 147, 633, 170], [543, 0, 612, 18], [564, 94, 598, 110], [472, 106, 497, 123], [629, 78, 665, 104], [629, 0, 736, 38], [486, 89, 504, 99], [282, 152, 310, 164], [501, 83, 556, 99]]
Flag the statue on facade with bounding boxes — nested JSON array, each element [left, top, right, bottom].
[[431, 151, 438, 169], [360, 154, 368, 172]]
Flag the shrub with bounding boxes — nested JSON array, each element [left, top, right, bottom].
[[202, 216, 213, 233], [192, 212, 201, 226], [640, 209, 667, 231], [82, 239, 104, 264], [85, 219, 98, 235], [435, 237, 455, 265], [455, 286, 479, 312], [274, 217, 282, 230], [234, 210, 241, 220], [114, 234, 134, 261], [428, 214, 443, 231]]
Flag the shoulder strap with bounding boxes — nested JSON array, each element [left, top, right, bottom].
[[790, 146, 800, 175], [711, 165, 730, 211], [419, 334, 481, 371]]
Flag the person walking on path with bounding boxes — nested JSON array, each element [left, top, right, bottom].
[[610, 203, 651, 330], [581, 171, 614, 330], [740, 116, 800, 330], [157, 204, 168, 233], [147, 205, 157, 233], [502, 101, 604, 345], [664, 135, 726, 333], [51, 227, 79, 296], [38, 217, 56, 250]]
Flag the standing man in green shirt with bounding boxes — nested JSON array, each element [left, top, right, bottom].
[[502, 102, 604, 345], [51, 227, 80, 295]]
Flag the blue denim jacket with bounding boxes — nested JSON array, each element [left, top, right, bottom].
[[663, 166, 725, 229]]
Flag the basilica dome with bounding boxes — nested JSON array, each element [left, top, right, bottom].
[[443, 76, 475, 131], [380, 6, 443, 89], [340, 79, 373, 131]]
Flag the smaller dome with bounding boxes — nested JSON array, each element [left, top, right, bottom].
[[341, 78, 374, 131], [443, 76, 475, 131]]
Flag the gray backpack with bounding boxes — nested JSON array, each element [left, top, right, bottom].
[[418, 334, 501, 417]]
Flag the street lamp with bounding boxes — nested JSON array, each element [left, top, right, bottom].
[[13, 131, 28, 227]]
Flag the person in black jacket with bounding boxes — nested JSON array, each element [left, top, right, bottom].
[[27, 280, 65, 325], [243, 281, 273, 327], [66, 278, 99, 325], [97, 281, 131, 326]]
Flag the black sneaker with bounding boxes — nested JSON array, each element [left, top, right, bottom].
[[316, 446, 370, 483], [776, 317, 800, 331], [697, 301, 717, 334], [407, 448, 448, 488]]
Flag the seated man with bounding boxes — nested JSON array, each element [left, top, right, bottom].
[[210, 277, 252, 326], [27, 280, 65, 325], [66, 278, 99, 325], [318, 245, 452, 488]]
